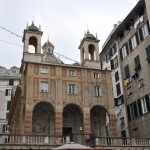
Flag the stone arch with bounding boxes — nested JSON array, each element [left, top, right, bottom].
[[90, 105, 108, 137], [32, 102, 55, 135], [88, 44, 95, 60], [28, 36, 37, 53], [63, 103, 83, 141]]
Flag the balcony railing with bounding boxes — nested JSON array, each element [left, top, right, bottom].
[[0, 134, 150, 147]]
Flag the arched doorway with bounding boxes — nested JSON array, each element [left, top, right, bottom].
[[32, 102, 55, 135], [90, 105, 107, 137], [63, 104, 83, 143]]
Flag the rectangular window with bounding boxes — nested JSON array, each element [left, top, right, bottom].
[[109, 44, 117, 57], [115, 71, 119, 82], [5, 89, 12, 96], [116, 83, 121, 96], [111, 56, 118, 70], [7, 101, 11, 110], [134, 55, 141, 72], [146, 45, 150, 63], [68, 70, 76, 76], [138, 94, 150, 116], [132, 128, 139, 137], [68, 84, 76, 94], [9, 79, 14, 85], [120, 43, 129, 60], [41, 67, 48, 73], [2, 125, 9, 133], [40, 81, 48, 92], [129, 32, 139, 51], [124, 65, 130, 79], [120, 117, 125, 129], [6, 113, 9, 120], [139, 21, 150, 41], [93, 72, 100, 79], [94, 86, 101, 96]]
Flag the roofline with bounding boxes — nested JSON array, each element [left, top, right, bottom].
[[101, 0, 145, 52]]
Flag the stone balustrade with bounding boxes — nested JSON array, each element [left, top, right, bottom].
[[0, 134, 150, 147]]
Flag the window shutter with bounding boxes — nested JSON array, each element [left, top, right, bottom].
[[126, 43, 129, 55], [129, 39, 133, 52], [127, 105, 131, 121], [137, 99, 142, 115], [119, 49, 123, 61], [114, 98, 118, 107], [145, 94, 150, 112], [135, 32, 139, 45], [146, 45, 150, 59], [139, 27, 143, 42], [147, 21, 150, 35], [110, 59, 114, 70], [121, 95, 124, 104], [133, 102, 138, 118], [124, 65, 130, 79], [3, 125, 5, 133], [5, 89, 8, 96]]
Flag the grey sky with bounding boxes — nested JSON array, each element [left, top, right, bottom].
[[0, 0, 139, 69]]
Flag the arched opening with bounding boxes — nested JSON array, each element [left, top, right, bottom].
[[32, 102, 55, 135], [90, 105, 108, 137], [88, 44, 95, 60], [63, 104, 83, 143], [28, 36, 37, 53]]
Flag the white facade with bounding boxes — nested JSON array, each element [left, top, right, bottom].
[[0, 66, 20, 134]]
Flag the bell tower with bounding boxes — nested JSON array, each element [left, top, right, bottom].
[[78, 30, 100, 69], [22, 22, 43, 54]]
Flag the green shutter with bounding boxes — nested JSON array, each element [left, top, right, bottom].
[[134, 55, 141, 71], [124, 65, 130, 79], [146, 45, 150, 59], [7, 101, 11, 110]]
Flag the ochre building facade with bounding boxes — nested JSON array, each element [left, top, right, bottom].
[[9, 23, 117, 140]]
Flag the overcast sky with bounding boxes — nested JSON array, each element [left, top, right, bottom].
[[0, 0, 139, 69]]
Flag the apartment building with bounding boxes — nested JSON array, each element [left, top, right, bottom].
[[0, 66, 20, 136], [100, 0, 150, 138], [9, 22, 117, 141]]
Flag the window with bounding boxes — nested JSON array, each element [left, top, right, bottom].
[[41, 67, 48, 73], [2, 125, 9, 133], [9, 79, 14, 85], [40, 81, 48, 92], [115, 71, 119, 82], [129, 32, 139, 51], [109, 44, 117, 57], [94, 86, 101, 96], [93, 72, 100, 79], [132, 128, 139, 137], [68, 70, 76, 76], [127, 102, 138, 121], [111, 56, 118, 70], [134, 55, 141, 72], [6, 113, 9, 120], [146, 45, 150, 63], [138, 95, 150, 115], [114, 95, 124, 107], [120, 43, 129, 60], [120, 117, 125, 129], [139, 21, 150, 41], [124, 65, 130, 79], [5, 89, 12, 96], [7, 101, 11, 110], [68, 84, 76, 94], [12, 70, 16, 74], [116, 83, 121, 96]]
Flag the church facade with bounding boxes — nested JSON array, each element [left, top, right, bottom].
[[9, 22, 117, 140]]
